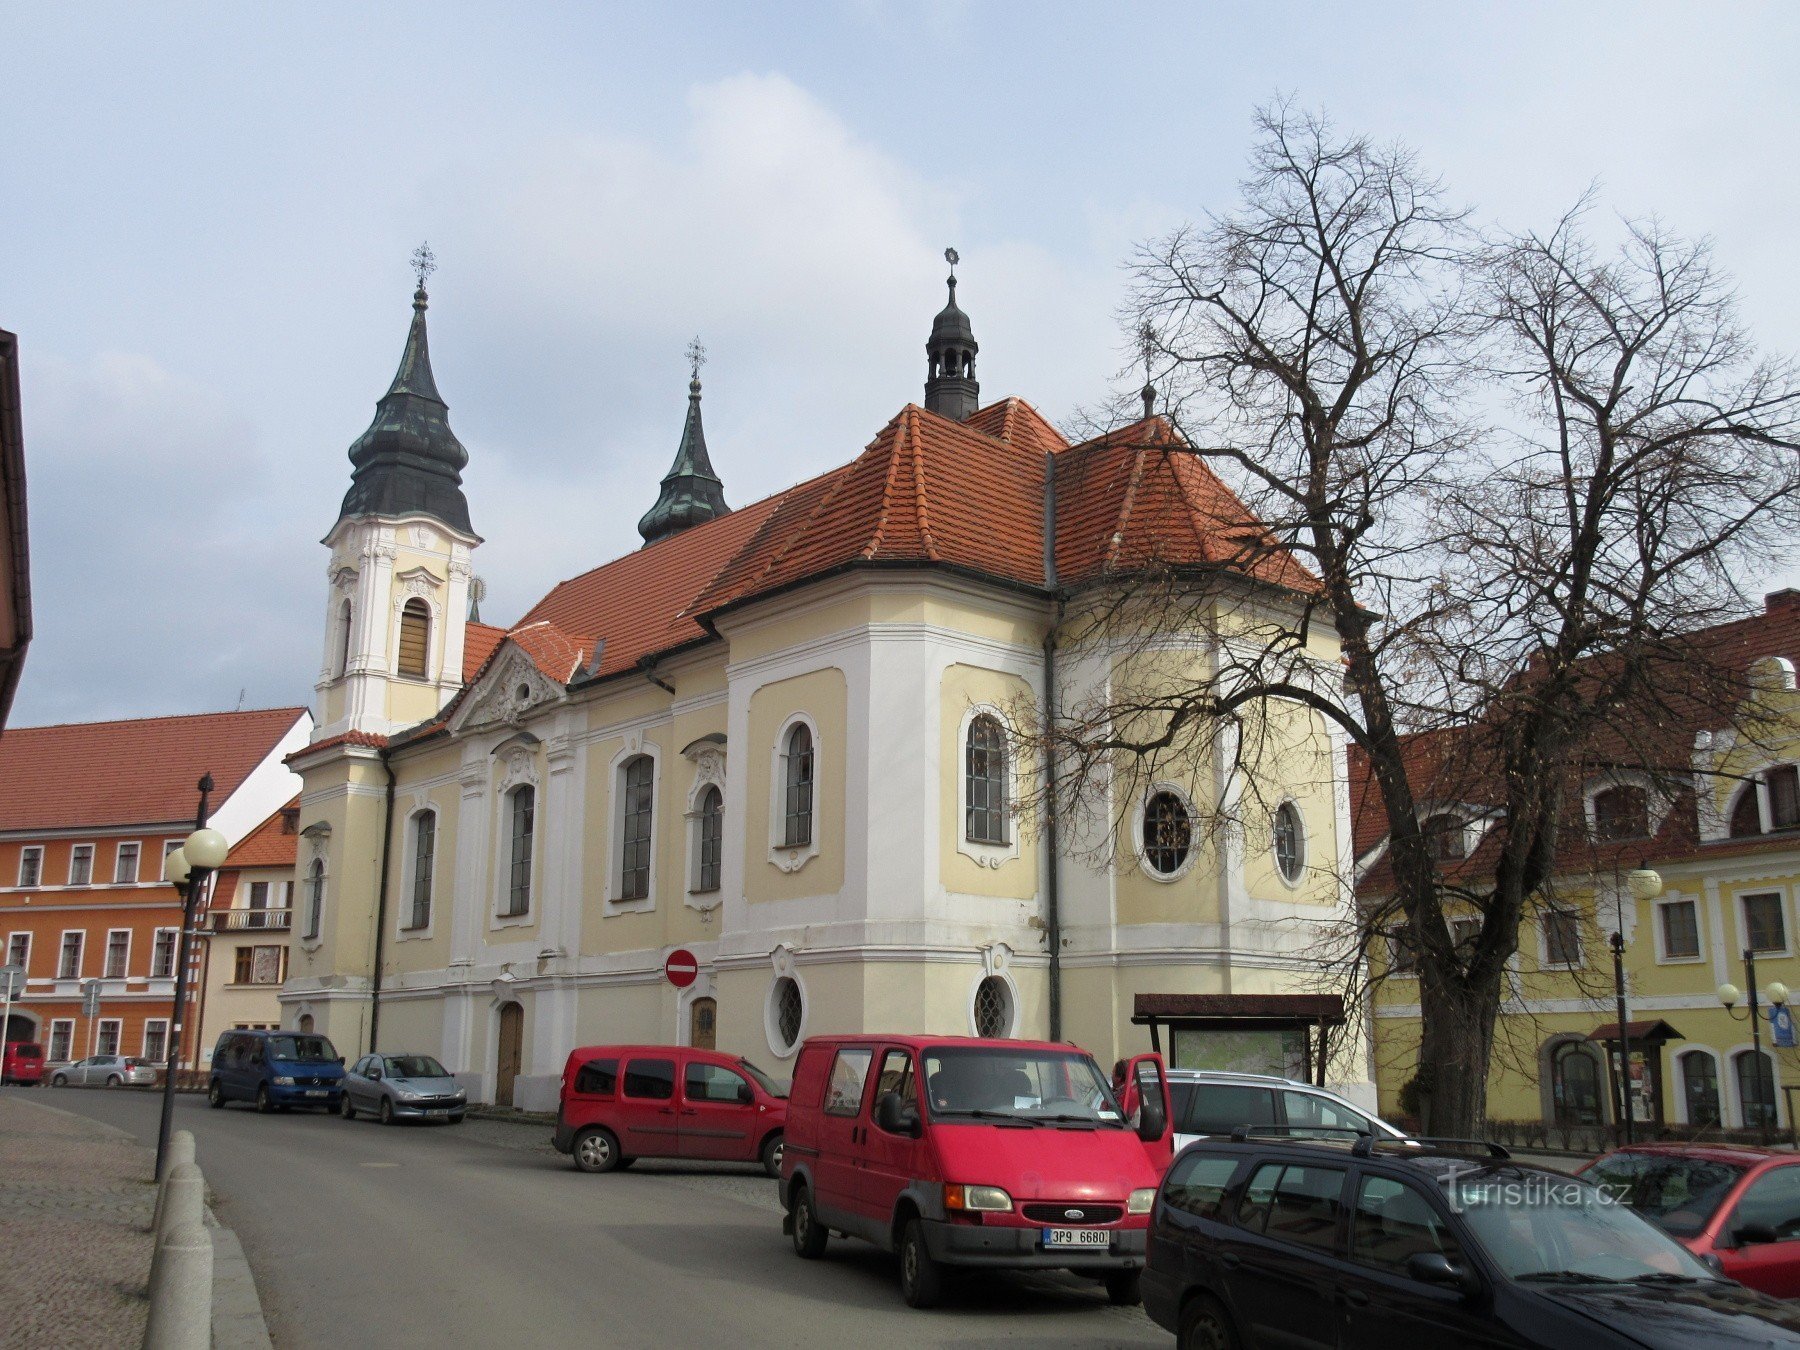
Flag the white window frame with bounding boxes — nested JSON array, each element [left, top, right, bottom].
[[392, 591, 438, 682], [6, 930, 29, 972], [1653, 895, 1705, 964], [1738, 888, 1792, 958], [102, 928, 131, 980], [491, 746, 541, 928], [48, 1018, 74, 1063], [149, 927, 178, 979], [687, 780, 725, 898], [141, 1019, 170, 1062], [57, 929, 84, 981], [399, 807, 438, 938], [67, 843, 95, 886], [95, 1018, 122, 1058], [767, 712, 821, 876], [1731, 1043, 1784, 1129], [1271, 798, 1307, 889], [16, 845, 43, 888], [1132, 781, 1199, 883], [113, 841, 141, 884], [610, 751, 658, 909], [1673, 1046, 1723, 1125], [1539, 907, 1583, 971], [1581, 770, 1673, 841], [764, 971, 808, 1059], [967, 969, 1019, 1038], [957, 704, 1020, 870]]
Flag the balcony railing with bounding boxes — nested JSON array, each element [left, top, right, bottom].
[[209, 908, 292, 933]]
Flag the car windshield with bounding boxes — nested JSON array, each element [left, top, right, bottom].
[[1445, 1166, 1718, 1283], [13, 1044, 40, 1056], [921, 1047, 1124, 1126], [1586, 1153, 1749, 1238], [267, 1035, 337, 1063], [385, 1055, 448, 1079], [738, 1059, 788, 1098]]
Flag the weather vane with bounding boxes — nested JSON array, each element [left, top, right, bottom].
[[1137, 321, 1158, 380], [944, 246, 959, 278], [686, 336, 707, 381], [411, 241, 437, 290]]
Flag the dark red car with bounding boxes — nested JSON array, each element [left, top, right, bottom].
[[1583, 1143, 1800, 1297], [2, 1040, 44, 1085], [552, 1044, 789, 1176]]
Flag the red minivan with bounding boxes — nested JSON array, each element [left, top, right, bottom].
[[2, 1041, 44, 1086], [552, 1044, 789, 1176], [780, 1034, 1171, 1308]]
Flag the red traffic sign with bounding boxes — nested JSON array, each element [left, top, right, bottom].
[[664, 949, 699, 989]]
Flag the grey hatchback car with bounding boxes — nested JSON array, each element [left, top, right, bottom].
[[50, 1055, 158, 1088], [341, 1053, 467, 1125]]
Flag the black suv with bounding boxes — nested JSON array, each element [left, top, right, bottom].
[[1144, 1133, 1800, 1349]]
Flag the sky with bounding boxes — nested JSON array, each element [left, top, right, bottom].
[[4, 2, 1800, 726]]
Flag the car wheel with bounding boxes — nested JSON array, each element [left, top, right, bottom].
[[1104, 1270, 1141, 1306], [572, 1127, 621, 1173], [106, 1075, 122, 1088], [790, 1183, 828, 1259], [761, 1134, 785, 1179], [1178, 1294, 1239, 1350], [898, 1217, 944, 1309], [341, 1092, 356, 1121], [208, 1080, 225, 1109], [256, 1085, 274, 1114], [378, 1097, 395, 1126], [51, 1073, 66, 1088]]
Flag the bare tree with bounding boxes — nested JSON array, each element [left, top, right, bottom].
[[1040, 103, 1800, 1136]]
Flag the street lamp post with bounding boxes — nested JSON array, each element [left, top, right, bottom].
[[1611, 868, 1665, 1146], [1720, 951, 1790, 1145], [154, 774, 229, 1180]]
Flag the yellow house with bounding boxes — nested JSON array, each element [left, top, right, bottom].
[[1365, 593, 1800, 1134]]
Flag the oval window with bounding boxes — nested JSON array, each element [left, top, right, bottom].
[[1273, 802, 1304, 882], [1143, 791, 1192, 877]]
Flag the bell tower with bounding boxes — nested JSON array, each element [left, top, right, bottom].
[[315, 246, 481, 741], [924, 246, 979, 422]]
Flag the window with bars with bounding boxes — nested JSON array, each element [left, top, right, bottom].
[[506, 787, 535, 916], [408, 812, 435, 929], [1592, 785, 1650, 840], [615, 758, 653, 902], [1660, 900, 1701, 959], [142, 1020, 168, 1063], [1543, 910, 1582, 967], [1142, 792, 1192, 876], [1744, 892, 1787, 953], [1738, 1049, 1778, 1127], [694, 785, 722, 893], [68, 845, 94, 886], [782, 725, 814, 848], [304, 859, 325, 939], [17, 846, 41, 887], [772, 976, 804, 1052], [965, 715, 1009, 845], [114, 842, 140, 884], [397, 598, 430, 679], [973, 976, 1013, 1038], [58, 932, 83, 979], [104, 930, 129, 979]]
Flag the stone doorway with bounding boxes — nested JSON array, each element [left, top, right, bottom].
[[496, 1002, 524, 1107]]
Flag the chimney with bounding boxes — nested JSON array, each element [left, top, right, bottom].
[[1766, 589, 1800, 614]]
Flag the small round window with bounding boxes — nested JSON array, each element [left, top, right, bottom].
[[771, 976, 804, 1053], [1142, 791, 1192, 877], [973, 976, 1013, 1039], [1273, 801, 1304, 883]]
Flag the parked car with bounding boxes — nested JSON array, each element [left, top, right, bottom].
[[1583, 1143, 1800, 1299], [341, 1053, 467, 1125], [1165, 1068, 1408, 1149], [553, 1044, 788, 1177], [1145, 1133, 1800, 1350], [780, 1034, 1171, 1308], [49, 1054, 157, 1088], [208, 1028, 344, 1112], [2, 1040, 44, 1085]]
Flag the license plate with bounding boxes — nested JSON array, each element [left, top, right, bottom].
[[305, 1090, 327, 1098], [1043, 1227, 1110, 1249]]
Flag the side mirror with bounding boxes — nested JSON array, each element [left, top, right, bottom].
[[335, 1057, 345, 1066], [1735, 1222, 1779, 1247], [369, 1069, 382, 1081], [875, 1090, 921, 1137], [736, 1083, 755, 1105], [1406, 1252, 1480, 1297], [1137, 1088, 1168, 1142]]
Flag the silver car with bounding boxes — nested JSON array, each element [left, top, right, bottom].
[[1164, 1068, 1409, 1150], [49, 1054, 158, 1088], [340, 1053, 467, 1125]]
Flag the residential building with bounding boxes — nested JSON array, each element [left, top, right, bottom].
[[0, 326, 28, 729], [0, 708, 310, 1066], [195, 799, 300, 1061], [287, 269, 1364, 1111]]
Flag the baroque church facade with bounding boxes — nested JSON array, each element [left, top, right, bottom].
[[284, 264, 1368, 1112]]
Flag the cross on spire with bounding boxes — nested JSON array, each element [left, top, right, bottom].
[[411, 241, 437, 291], [686, 336, 707, 382]]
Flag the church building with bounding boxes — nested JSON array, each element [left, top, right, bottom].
[[284, 257, 1365, 1111]]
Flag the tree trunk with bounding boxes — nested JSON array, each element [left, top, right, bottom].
[[1416, 965, 1503, 1138]]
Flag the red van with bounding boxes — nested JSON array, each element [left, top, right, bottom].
[[780, 1034, 1171, 1308], [552, 1044, 789, 1176], [2, 1041, 44, 1086]]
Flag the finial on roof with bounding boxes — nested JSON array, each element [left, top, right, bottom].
[[925, 246, 979, 421], [468, 575, 486, 624], [1137, 321, 1158, 421], [686, 335, 707, 385], [638, 339, 731, 546]]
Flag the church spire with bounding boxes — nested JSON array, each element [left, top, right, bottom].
[[336, 244, 475, 537], [924, 246, 980, 422], [638, 338, 731, 547]]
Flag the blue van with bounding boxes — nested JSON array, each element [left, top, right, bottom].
[[208, 1028, 346, 1112]]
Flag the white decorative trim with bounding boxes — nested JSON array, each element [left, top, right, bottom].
[[493, 772, 540, 929], [450, 644, 568, 735], [767, 712, 821, 875], [684, 742, 727, 914], [1131, 781, 1199, 883], [1581, 769, 1677, 842], [1651, 893, 1705, 965], [956, 703, 1020, 870], [967, 949, 1019, 1038], [763, 946, 808, 1060], [1671, 1045, 1722, 1126]]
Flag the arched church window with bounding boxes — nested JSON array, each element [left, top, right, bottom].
[[304, 858, 325, 940], [504, 786, 534, 917], [397, 598, 430, 679], [965, 714, 1009, 845], [693, 785, 722, 894], [619, 757, 653, 901], [783, 724, 814, 848]]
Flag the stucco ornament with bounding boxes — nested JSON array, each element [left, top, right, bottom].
[[770, 943, 797, 977], [451, 646, 564, 732], [980, 942, 1012, 977], [395, 565, 443, 604], [498, 746, 537, 792]]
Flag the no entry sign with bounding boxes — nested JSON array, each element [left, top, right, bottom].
[[664, 948, 699, 988]]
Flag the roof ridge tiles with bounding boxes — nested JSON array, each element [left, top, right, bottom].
[[7, 704, 308, 734], [907, 405, 940, 562]]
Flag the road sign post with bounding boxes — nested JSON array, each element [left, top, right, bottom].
[[0, 963, 23, 1068], [82, 979, 101, 1056]]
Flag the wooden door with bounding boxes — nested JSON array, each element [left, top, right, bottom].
[[689, 997, 716, 1050], [496, 1002, 523, 1108]]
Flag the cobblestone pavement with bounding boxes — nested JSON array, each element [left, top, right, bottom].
[[0, 1089, 158, 1349]]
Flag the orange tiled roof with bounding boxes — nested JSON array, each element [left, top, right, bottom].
[[223, 797, 300, 868], [289, 729, 389, 763], [0, 707, 307, 831], [462, 622, 506, 682]]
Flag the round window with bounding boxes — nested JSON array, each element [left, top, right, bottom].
[[1273, 801, 1304, 883], [1142, 791, 1192, 876], [770, 976, 804, 1053], [973, 975, 1013, 1039]]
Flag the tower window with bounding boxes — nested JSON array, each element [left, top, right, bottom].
[[397, 599, 431, 679]]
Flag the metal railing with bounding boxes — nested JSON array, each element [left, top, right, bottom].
[[208, 908, 292, 933]]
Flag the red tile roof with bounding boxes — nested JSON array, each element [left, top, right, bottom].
[[224, 797, 300, 868], [290, 729, 389, 762], [0, 707, 307, 831], [462, 622, 506, 682]]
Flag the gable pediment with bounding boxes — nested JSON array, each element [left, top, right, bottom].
[[449, 641, 568, 734]]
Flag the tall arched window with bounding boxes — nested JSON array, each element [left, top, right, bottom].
[[619, 756, 653, 901], [304, 858, 325, 939], [1737, 1048, 1777, 1128], [693, 785, 723, 893], [1680, 1051, 1721, 1126], [505, 786, 534, 917], [782, 724, 814, 848], [1551, 1040, 1605, 1125], [965, 714, 1009, 845], [397, 598, 431, 678], [337, 600, 354, 677], [406, 811, 435, 930]]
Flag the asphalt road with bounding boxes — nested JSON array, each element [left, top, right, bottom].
[[28, 1085, 1166, 1350]]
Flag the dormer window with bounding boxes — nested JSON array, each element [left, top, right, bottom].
[[1422, 813, 1466, 862], [1771, 766, 1800, 830], [1592, 785, 1649, 841]]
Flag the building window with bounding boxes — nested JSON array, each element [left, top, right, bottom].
[[304, 859, 325, 939], [1680, 1051, 1720, 1126], [1272, 802, 1305, 883], [150, 929, 177, 979], [407, 811, 435, 930], [1142, 791, 1192, 877], [973, 976, 1014, 1038], [246, 881, 270, 928], [782, 724, 814, 848], [1551, 1041, 1605, 1126], [771, 976, 804, 1053], [618, 758, 653, 902], [1737, 1049, 1778, 1128], [1744, 892, 1787, 954], [17, 846, 42, 888], [1387, 929, 1418, 977], [1543, 910, 1581, 967], [113, 842, 140, 884], [104, 930, 129, 980], [142, 1020, 169, 1063], [233, 945, 284, 985], [1592, 785, 1650, 841], [397, 597, 431, 679], [1421, 813, 1465, 862], [1451, 916, 1482, 954], [68, 845, 94, 886], [48, 1019, 72, 1062], [693, 785, 723, 893], [337, 599, 354, 677], [1773, 766, 1800, 831], [965, 714, 1009, 845], [1731, 785, 1763, 837], [1659, 900, 1701, 960], [96, 1019, 121, 1057], [58, 932, 83, 980], [7, 932, 28, 971], [505, 786, 534, 917]]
